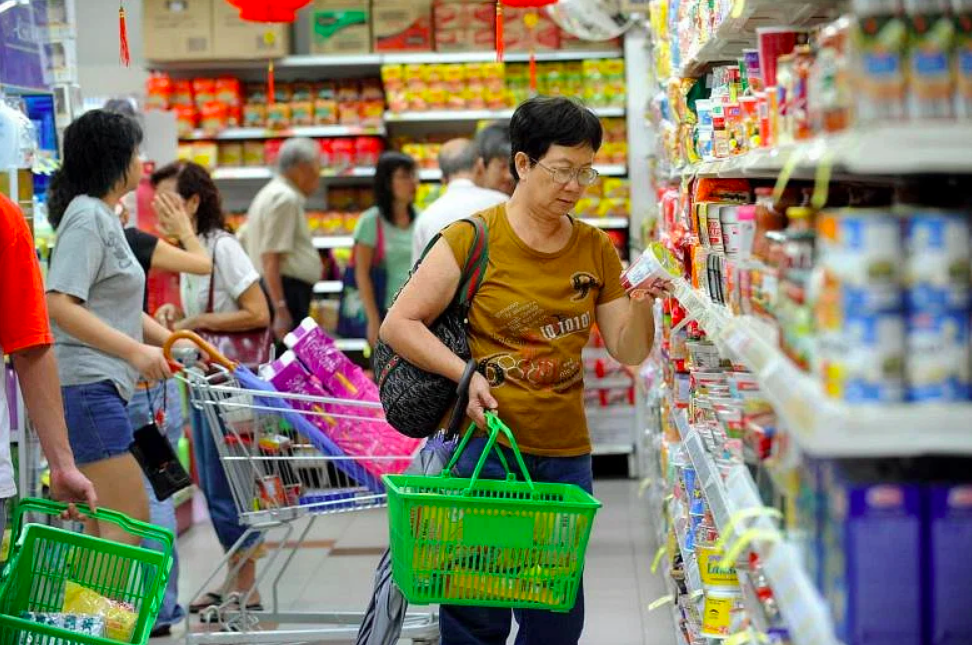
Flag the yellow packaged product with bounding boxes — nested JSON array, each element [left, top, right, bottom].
[[425, 87, 447, 110], [601, 178, 629, 200], [700, 591, 744, 637], [696, 545, 739, 586], [62, 581, 138, 643], [381, 64, 405, 88], [602, 58, 625, 79], [177, 143, 193, 162], [574, 197, 600, 218], [597, 198, 629, 219], [404, 64, 428, 84], [464, 62, 485, 83], [191, 142, 218, 170]]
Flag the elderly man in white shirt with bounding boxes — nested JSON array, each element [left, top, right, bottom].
[[411, 125, 513, 262]]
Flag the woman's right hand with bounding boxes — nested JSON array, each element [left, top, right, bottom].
[[153, 191, 194, 241], [466, 372, 498, 429], [129, 344, 173, 382]]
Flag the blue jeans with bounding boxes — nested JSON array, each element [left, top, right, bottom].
[[190, 406, 260, 552], [439, 438, 593, 645], [62, 381, 134, 466], [127, 380, 186, 629]]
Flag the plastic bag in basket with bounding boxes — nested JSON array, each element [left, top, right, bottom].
[[62, 581, 137, 643]]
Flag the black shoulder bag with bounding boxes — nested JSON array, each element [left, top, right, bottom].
[[373, 217, 489, 438]]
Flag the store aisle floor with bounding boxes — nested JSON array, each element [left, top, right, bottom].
[[163, 480, 674, 645]]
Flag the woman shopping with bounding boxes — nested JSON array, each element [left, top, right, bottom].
[[149, 160, 271, 615], [45, 109, 193, 546], [349, 151, 419, 348], [380, 97, 669, 645]]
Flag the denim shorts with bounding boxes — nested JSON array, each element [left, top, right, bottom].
[[62, 380, 136, 466]]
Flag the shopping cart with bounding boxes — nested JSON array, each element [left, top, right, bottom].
[[165, 333, 439, 645], [0, 498, 174, 645]]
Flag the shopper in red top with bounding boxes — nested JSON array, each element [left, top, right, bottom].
[[0, 193, 98, 527]]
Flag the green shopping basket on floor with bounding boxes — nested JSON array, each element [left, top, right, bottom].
[[0, 498, 173, 645], [383, 413, 601, 612]]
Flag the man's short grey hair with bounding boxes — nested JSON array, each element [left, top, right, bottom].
[[438, 140, 478, 180], [277, 137, 320, 173]]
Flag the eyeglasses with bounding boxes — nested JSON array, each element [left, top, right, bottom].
[[530, 159, 600, 186]]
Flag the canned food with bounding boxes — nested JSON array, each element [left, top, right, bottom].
[[817, 313, 906, 402], [903, 209, 971, 312], [816, 209, 904, 313], [906, 310, 971, 401]]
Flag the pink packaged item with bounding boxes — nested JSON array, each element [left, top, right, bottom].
[[285, 318, 377, 401]]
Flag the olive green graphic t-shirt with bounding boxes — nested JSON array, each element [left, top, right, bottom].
[[442, 204, 626, 457]]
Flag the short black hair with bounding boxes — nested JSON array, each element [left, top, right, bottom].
[[48, 109, 143, 229], [509, 97, 603, 181], [374, 151, 417, 224], [475, 122, 511, 166]]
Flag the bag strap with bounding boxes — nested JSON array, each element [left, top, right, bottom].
[[415, 216, 490, 307], [205, 235, 222, 315]]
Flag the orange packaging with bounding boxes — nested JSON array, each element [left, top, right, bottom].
[[199, 102, 228, 136], [361, 100, 385, 126], [145, 73, 172, 110], [315, 99, 339, 125], [273, 83, 294, 104], [338, 102, 362, 125], [292, 102, 314, 126], [215, 77, 241, 106], [174, 105, 197, 138], [192, 78, 216, 106], [266, 103, 292, 130], [292, 82, 314, 102], [243, 103, 266, 128], [693, 177, 752, 204], [337, 79, 361, 102], [171, 80, 194, 107], [361, 78, 385, 101]]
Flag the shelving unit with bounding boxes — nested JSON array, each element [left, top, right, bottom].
[[213, 166, 376, 181], [180, 124, 385, 141], [417, 164, 628, 182]]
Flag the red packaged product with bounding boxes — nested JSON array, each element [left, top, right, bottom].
[[171, 80, 194, 107], [145, 73, 172, 111], [264, 140, 284, 167], [354, 137, 383, 167], [330, 138, 355, 168], [192, 78, 217, 106], [174, 105, 197, 138], [319, 139, 334, 169], [199, 102, 228, 136]]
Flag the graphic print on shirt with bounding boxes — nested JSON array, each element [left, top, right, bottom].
[[98, 216, 133, 270], [570, 272, 600, 301]]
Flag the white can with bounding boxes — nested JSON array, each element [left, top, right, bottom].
[[902, 208, 971, 313]]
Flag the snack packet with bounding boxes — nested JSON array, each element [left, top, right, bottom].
[[62, 581, 138, 643]]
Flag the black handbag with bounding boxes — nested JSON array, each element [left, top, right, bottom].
[[373, 217, 489, 438], [128, 387, 191, 502]]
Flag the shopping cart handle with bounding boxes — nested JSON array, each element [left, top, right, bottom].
[[163, 330, 236, 371]]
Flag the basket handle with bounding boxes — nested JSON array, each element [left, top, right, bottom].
[[442, 413, 535, 493], [163, 330, 236, 371], [9, 498, 175, 558]]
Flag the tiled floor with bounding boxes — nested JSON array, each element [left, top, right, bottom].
[[160, 480, 674, 645]]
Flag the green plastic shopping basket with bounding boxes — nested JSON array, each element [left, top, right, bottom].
[[0, 498, 174, 645], [383, 413, 601, 612]]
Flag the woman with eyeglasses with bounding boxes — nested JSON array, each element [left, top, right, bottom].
[[380, 96, 669, 645]]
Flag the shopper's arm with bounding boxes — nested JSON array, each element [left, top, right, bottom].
[[47, 293, 171, 381], [142, 312, 175, 347], [10, 345, 98, 508], [178, 282, 271, 332], [151, 238, 212, 275], [262, 252, 291, 338], [381, 239, 497, 425], [596, 295, 656, 366], [354, 242, 383, 346]]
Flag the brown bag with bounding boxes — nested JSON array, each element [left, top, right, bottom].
[[196, 234, 273, 369]]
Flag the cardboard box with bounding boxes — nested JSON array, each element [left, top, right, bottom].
[[306, 0, 371, 55], [143, 0, 213, 62], [433, 0, 495, 31], [372, 0, 433, 52], [212, 0, 290, 59], [502, 20, 560, 52], [435, 28, 494, 52]]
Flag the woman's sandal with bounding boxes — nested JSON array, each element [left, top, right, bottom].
[[188, 592, 223, 615], [198, 599, 264, 624]]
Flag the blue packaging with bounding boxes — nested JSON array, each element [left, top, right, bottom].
[[825, 468, 922, 645], [839, 313, 906, 403], [904, 211, 971, 313], [925, 485, 972, 645], [906, 311, 971, 402]]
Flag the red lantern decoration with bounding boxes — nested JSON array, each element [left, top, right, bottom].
[[225, 0, 313, 23], [496, 0, 558, 91]]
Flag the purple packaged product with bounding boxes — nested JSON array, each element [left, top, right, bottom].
[[825, 468, 922, 645], [284, 318, 377, 401], [743, 49, 762, 89], [0, 3, 48, 90], [925, 484, 972, 645]]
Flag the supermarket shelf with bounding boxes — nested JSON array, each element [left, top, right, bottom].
[[148, 49, 624, 72], [313, 280, 343, 295], [212, 166, 375, 181], [672, 282, 972, 457], [312, 236, 355, 250], [385, 106, 625, 123], [675, 123, 972, 179], [180, 124, 385, 141], [670, 497, 705, 597], [418, 164, 628, 182], [334, 338, 369, 352], [580, 217, 628, 230], [672, 410, 732, 531], [675, 0, 840, 77]]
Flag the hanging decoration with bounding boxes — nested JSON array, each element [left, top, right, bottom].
[[224, 1, 312, 105], [118, 1, 131, 67], [497, 0, 558, 92]]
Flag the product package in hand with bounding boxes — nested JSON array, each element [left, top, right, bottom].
[[20, 612, 107, 642], [61, 581, 137, 643], [622, 242, 681, 295]]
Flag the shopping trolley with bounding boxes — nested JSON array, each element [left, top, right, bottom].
[[164, 333, 439, 645]]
